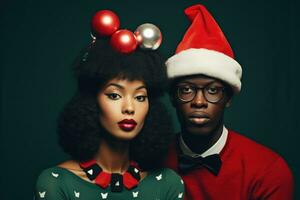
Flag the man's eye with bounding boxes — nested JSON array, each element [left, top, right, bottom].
[[206, 87, 219, 94], [135, 95, 148, 102], [106, 93, 121, 100], [179, 86, 193, 94]]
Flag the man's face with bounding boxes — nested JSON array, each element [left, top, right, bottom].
[[173, 75, 231, 136]]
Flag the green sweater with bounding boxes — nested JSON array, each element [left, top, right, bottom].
[[35, 167, 184, 200]]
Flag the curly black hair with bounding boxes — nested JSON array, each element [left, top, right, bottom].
[[74, 38, 166, 99], [57, 38, 174, 170]]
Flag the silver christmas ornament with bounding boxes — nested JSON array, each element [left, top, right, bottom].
[[134, 23, 162, 50]]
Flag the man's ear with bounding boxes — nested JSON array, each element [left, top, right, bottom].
[[225, 97, 232, 108]]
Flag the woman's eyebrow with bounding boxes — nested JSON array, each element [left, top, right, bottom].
[[105, 83, 124, 89], [135, 85, 147, 90], [105, 83, 146, 91]]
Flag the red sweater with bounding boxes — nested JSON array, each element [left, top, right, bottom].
[[165, 130, 294, 200]]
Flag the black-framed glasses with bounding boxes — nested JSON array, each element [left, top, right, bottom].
[[176, 82, 225, 103]]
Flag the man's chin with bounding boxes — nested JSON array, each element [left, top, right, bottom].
[[185, 125, 213, 136]]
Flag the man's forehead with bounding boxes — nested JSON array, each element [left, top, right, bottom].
[[175, 74, 223, 85]]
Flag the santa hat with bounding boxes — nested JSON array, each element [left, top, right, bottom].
[[166, 4, 242, 93]]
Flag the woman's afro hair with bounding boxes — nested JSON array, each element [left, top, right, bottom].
[[74, 38, 167, 98]]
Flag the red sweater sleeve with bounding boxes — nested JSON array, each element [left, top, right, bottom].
[[252, 156, 294, 200]]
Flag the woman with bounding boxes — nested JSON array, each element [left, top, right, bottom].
[[34, 37, 184, 199]]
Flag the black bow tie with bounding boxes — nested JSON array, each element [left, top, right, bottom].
[[178, 154, 222, 176]]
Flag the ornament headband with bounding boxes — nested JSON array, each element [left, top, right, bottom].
[[91, 10, 162, 53]]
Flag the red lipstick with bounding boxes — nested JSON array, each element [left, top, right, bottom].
[[118, 119, 137, 131]]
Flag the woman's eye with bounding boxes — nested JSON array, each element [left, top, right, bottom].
[[106, 93, 121, 100], [135, 95, 148, 102]]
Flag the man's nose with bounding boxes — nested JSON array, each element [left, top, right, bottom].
[[191, 90, 208, 108]]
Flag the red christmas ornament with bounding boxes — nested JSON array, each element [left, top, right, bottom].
[[110, 30, 138, 53], [91, 10, 120, 36]]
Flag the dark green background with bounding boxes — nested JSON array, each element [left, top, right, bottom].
[[1, 0, 299, 199]]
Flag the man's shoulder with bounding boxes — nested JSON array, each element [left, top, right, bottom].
[[226, 129, 289, 168], [228, 130, 294, 198], [227, 130, 278, 154]]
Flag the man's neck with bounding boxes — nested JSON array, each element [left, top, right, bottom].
[[182, 123, 224, 155]]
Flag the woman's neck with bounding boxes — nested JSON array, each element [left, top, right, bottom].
[[95, 139, 130, 174]]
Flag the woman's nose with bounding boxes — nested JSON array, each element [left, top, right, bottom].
[[122, 98, 135, 115]]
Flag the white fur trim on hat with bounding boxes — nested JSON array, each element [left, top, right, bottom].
[[166, 48, 242, 94]]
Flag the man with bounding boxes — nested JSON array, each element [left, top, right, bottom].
[[164, 4, 294, 200]]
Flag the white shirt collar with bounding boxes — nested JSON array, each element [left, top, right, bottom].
[[179, 126, 228, 158]]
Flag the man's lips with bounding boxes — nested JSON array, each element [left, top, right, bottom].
[[118, 119, 137, 131], [188, 112, 210, 125]]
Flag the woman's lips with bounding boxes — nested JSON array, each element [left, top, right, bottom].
[[188, 112, 210, 125], [118, 119, 137, 131]]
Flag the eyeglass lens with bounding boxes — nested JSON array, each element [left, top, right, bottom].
[[177, 83, 224, 103]]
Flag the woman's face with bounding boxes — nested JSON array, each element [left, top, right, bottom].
[[97, 78, 149, 140]]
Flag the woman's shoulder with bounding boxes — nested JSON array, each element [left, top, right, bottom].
[[37, 161, 77, 179], [36, 166, 74, 190], [37, 166, 70, 182], [35, 161, 82, 199], [35, 166, 69, 199]]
